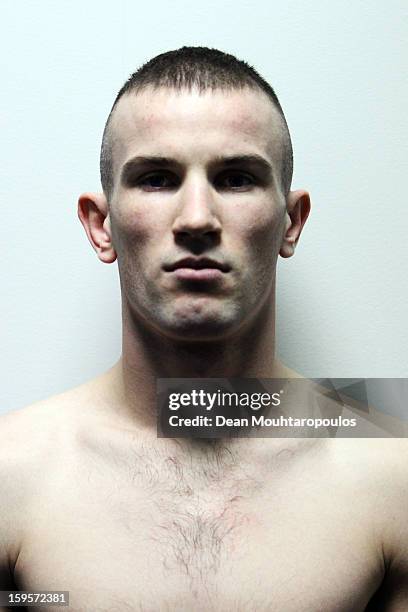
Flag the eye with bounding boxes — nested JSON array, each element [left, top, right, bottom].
[[137, 171, 179, 191], [216, 171, 256, 191]]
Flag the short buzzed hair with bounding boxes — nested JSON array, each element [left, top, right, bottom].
[[100, 46, 293, 200]]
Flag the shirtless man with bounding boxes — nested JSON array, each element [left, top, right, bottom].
[[1, 46, 407, 611]]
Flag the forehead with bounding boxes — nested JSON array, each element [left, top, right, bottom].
[[109, 86, 286, 177]]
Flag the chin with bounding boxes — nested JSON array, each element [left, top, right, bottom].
[[163, 322, 236, 343], [156, 300, 243, 342]]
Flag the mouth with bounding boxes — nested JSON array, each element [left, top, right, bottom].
[[163, 257, 231, 282]]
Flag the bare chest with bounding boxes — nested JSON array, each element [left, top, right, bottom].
[[16, 444, 382, 611]]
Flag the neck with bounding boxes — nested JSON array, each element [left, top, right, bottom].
[[106, 291, 298, 430]]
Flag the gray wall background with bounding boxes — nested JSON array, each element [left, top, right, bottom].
[[1, 0, 407, 414]]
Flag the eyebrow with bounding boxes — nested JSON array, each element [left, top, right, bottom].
[[122, 156, 175, 172], [120, 153, 274, 182], [212, 154, 273, 175]]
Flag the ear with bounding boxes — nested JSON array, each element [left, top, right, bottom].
[[279, 190, 311, 258], [77, 192, 117, 264]]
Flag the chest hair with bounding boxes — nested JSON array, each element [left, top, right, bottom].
[[123, 440, 263, 583]]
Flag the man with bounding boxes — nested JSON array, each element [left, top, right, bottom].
[[0, 46, 407, 611]]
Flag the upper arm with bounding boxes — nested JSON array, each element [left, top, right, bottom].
[[365, 567, 408, 611], [0, 441, 19, 592], [367, 440, 408, 610], [0, 402, 64, 599], [0, 411, 34, 592], [0, 464, 18, 612], [378, 530, 408, 610]]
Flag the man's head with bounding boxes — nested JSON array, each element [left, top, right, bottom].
[[78, 47, 310, 342], [100, 46, 293, 203]]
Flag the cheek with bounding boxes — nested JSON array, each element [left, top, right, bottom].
[[109, 206, 169, 302], [227, 202, 285, 259], [110, 207, 165, 307], [110, 203, 167, 257]]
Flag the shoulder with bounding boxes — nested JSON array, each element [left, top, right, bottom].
[[0, 378, 117, 588], [328, 437, 408, 468], [0, 366, 119, 451], [329, 439, 408, 580], [0, 367, 123, 501], [326, 438, 408, 500], [0, 383, 93, 460], [0, 382, 100, 554], [0, 392, 78, 511], [0, 399, 59, 576], [352, 439, 408, 606]]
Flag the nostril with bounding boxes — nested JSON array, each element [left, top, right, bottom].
[[173, 228, 220, 237], [174, 232, 221, 254]]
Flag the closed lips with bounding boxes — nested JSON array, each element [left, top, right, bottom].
[[164, 258, 230, 272]]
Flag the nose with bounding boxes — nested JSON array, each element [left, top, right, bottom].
[[172, 173, 221, 250]]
